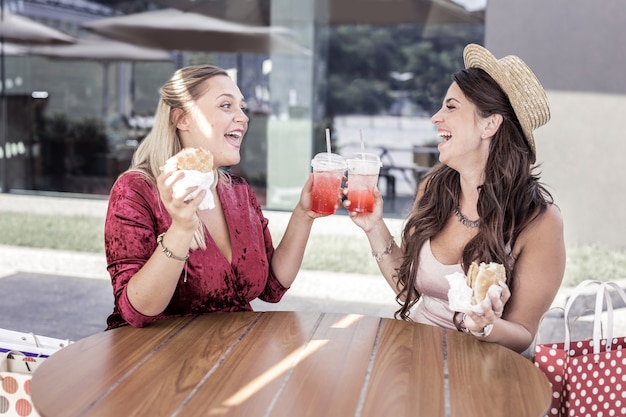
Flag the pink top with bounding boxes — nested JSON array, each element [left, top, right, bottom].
[[411, 239, 514, 328], [104, 171, 288, 330], [411, 240, 461, 329]]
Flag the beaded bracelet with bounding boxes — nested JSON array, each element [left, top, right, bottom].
[[372, 237, 395, 263]]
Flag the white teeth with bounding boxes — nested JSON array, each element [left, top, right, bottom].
[[226, 132, 242, 139], [438, 132, 451, 139]]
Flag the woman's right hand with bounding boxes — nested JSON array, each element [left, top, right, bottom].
[[343, 186, 385, 233], [156, 168, 206, 232]]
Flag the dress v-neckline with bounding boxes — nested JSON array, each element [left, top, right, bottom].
[[203, 184, 234, 265]]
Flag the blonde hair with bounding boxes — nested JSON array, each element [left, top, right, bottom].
[[130, 64, 230, 250]]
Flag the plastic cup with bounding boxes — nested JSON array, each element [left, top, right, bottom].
[[310, 153, 347, 214], [346, 153, 382, 213]]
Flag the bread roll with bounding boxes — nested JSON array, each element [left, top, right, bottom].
[[466, 261, 505, 305], [166, 148, 214, 173]]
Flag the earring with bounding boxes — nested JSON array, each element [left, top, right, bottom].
[[481, 133, 486, 139]]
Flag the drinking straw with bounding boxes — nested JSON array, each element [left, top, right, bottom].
[[325, 128, 332, 158], [359, 129, 365, 159]]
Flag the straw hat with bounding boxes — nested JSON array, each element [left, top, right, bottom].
[[463, 44, 550, 163]]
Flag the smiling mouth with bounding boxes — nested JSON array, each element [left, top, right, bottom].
[[225, 131, 243, 145], [438, 131, 451, 141]]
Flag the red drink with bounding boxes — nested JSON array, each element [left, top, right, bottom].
[[347, 188, 376, 212], [346, 154, 381, 214], [311, 170, 343, 214]]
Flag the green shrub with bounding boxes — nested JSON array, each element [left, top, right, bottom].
[[1, 212, 625, 287]]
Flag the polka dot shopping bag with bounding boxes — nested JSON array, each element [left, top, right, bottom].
[[0, 372, 38, 417], [1, 351, 45, 417], [534, 280, 626, 417]]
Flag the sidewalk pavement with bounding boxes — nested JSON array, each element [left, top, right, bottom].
[[0, 193, 624, 348]]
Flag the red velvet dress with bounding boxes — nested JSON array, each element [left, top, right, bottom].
[[104, 171, 288, 329]]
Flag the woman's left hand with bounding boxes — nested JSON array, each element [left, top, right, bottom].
[[343, 184, 385, 233], [464, 281, 511, 331]]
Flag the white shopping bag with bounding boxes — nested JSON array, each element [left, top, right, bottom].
[[0, 328, 71, 357]]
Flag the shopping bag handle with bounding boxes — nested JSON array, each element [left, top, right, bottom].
[[594, 281, 626, 354], [563, 280, 626, 354], [563, 279, 604, 353]]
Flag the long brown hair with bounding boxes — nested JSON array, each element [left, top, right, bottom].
[[394, 67, 554, 320]]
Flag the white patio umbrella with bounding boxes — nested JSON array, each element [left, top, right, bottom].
[[327, 0, 483, 25], [1, 42, 27, 56], [0, 9, 76, 45], [150, 0, 483, 26], [26, 34, 173, 62], [82, 8, 309, 56], [150, 0, 271, 26]]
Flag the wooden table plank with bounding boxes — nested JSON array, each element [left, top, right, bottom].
[[360, 320, 446, 417], [79, 313, 259, 417], [179, 311, 323, 417], [270, 313, 382, 417], [31, 316, 193, 417], [446, 330, 551, 417]]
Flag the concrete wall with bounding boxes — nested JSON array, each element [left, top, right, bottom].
[[485, 0, 626, 247], [536, 91, 626, 246], [484, 0, 626, 95]]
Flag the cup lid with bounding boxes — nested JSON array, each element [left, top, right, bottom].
[[311, 152, 347, 169], [348, 152, 382, 166]]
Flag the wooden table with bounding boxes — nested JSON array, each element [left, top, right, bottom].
[[31, 311, 550, 417]]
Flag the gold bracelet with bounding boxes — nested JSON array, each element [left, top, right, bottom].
[[372, 237, 395, 263], [156, 233, 189, 262]]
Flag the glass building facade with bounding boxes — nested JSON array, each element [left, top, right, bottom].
[[1, 0, 483, 210]]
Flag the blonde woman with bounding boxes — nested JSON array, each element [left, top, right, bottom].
[[347, 44, 565, 353], [105, 65, 327, 329]]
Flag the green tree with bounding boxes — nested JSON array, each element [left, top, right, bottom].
[[325, 24, 483, 116], [326, 26, 399, 116]]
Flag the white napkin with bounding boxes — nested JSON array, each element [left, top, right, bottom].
[[172, 170, 216, 210], [446, 272, 502, 314]]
